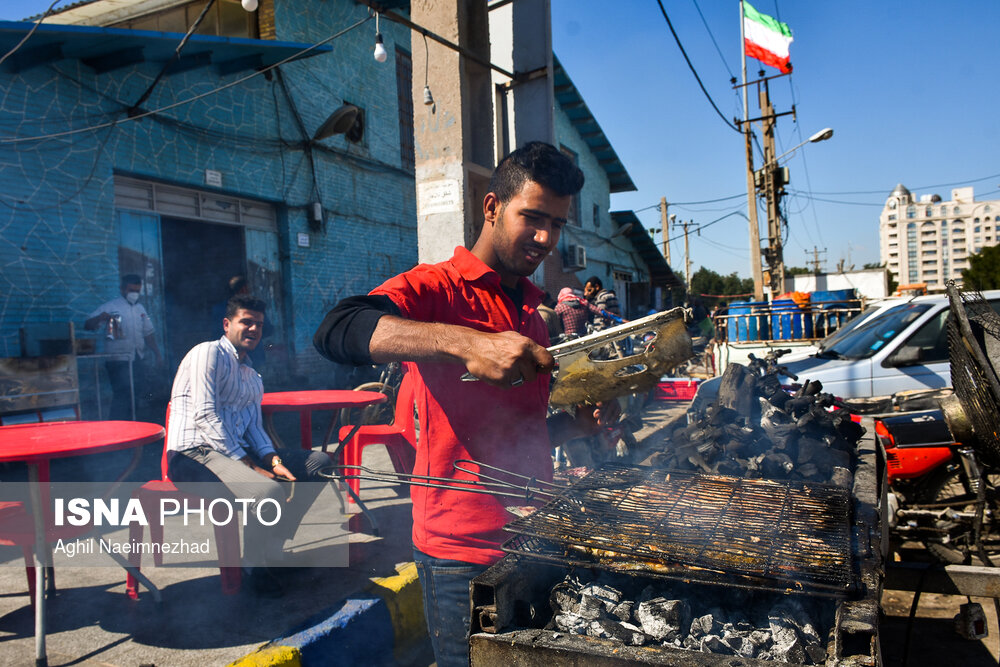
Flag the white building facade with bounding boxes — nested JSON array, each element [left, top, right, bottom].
[[880, 185, 1000, 290]]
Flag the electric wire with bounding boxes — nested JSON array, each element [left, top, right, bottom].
[[690, 0, 736, 81], [654, 0, 740, 134], [0, 14, 372, 145], [0, 0, 63, 68]]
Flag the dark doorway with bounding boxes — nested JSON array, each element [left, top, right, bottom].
[[161, 217, 245, 367]]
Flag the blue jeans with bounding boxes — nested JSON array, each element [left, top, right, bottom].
[[413, 549, 488, 667]]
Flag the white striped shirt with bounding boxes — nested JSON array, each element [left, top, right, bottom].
[[167, 335, 275, 460]]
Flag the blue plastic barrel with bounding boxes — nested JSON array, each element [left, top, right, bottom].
[[771, 299, 814, 340], [727, 301, 769, 341], [727, 302, 749, 341], [811, 289, 857, 329]]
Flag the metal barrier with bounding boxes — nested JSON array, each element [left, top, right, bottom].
[[713, 300, 863, 343]]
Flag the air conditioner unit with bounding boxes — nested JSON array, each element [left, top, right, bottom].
[[564, 244, 587, 270]]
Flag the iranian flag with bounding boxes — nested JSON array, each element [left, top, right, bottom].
[[743, 1, 793, 73]]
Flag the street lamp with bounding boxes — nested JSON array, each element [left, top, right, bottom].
[[773, 127, 834, 165]]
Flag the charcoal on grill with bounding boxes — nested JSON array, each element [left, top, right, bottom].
[[635, 598, 689, 642], [546, 571, 834, 664]]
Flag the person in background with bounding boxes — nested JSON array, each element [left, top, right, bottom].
[[313, 141, 584, 667], [583, 276, 621, 331], [554, 286, 604, 337], [84, 274, 163, 420], [166, 294, 329, 595]]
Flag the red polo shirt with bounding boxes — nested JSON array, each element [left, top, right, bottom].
[[371, 247, 553, 565]]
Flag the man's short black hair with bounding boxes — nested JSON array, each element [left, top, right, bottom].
[[585, 276, 603, 289], [488, 141, 585, 203], [225, 294, 266, 319], [121, 274, 142, 287]]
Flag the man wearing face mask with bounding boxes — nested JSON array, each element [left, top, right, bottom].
[[85, 274, 163, 420]]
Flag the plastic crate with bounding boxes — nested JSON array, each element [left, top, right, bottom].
[[653, 378, 701, 402]]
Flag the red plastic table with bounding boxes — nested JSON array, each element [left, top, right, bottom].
[[0, 420, 164, 666], [261, 390, 387, 450], [260, 390, 388, 534]]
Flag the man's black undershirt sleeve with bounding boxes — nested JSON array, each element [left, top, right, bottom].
[[312, 295, 401, 366]]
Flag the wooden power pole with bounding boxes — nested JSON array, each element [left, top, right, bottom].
[[659, 197, 671, 265]]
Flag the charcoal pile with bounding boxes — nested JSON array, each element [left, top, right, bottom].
[[651, 353, 864, 485], [549, 571, 831, 664]]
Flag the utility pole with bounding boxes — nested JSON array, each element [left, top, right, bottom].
[[758, 79, 786, 296], [807, 246, 827, 274], [743, 129, 765, 301], [659, 197, 671, 265], [679, 219, 700, 303]]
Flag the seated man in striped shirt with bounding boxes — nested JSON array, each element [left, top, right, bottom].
[[166, 294, 329, 595]]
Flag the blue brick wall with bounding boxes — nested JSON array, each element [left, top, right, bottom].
[[0, 1, 417, 387], [553, 102, 628, 287]]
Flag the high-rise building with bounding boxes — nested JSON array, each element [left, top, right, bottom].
[[879, 185, 1000, 289]]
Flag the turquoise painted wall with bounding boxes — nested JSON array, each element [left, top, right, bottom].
[[0, 1, 416, 389]]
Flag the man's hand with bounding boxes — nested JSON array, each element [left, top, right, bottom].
[[460, 330, 555, 387], [271, 463, 296, 481], [241, 456, 275, 479]]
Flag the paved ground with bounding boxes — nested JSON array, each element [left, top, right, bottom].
[[4, 399, 1000, 666], [880, 544, 1000, 666], [0, 408, 430, 666]]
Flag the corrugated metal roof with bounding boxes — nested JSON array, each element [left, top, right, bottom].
[[553, 54, 636, 194], [0, 19, 330, 74], [612, 210, 681, 288]]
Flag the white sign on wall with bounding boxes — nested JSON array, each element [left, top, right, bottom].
[[417, 179, 461, 216]]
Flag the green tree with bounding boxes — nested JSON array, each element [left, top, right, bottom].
[[784, 266, 811, 277], [962, 245, 1000, 290], [689, 267, 754, 302]]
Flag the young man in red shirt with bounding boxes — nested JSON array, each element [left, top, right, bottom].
[[314, 142, 584, 666]]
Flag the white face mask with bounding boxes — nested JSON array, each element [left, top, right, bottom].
[[125, 291, 140, 305]]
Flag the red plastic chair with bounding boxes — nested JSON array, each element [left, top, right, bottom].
[[337, 373, 417, 502], [125, 404, 242, 598]]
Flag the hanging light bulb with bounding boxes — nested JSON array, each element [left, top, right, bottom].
[[373, 33, 387, 62], [423, 85, 434, 106], [241, 0, 258, 11], [373, 13, 387, 63]]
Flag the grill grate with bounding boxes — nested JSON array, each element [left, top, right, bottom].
[[503, 464, 853, 595]]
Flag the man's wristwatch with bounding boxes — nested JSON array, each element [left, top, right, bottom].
[[271, 455, 283, 469]]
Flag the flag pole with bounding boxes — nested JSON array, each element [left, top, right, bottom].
[[740, 0, 765, 300]]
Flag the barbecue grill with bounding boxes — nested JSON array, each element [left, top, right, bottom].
[[500, 465, 854, 596], [469, 423, 886, 666]]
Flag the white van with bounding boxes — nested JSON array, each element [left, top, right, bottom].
[[778, 290, 1000, 398], [692, 290, 1000, 404]]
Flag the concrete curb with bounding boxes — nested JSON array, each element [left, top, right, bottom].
[[229, 562, 425, 667]]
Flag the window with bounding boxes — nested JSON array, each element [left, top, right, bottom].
[[888, 214, 897, 221], [894, 310, 949, 364], [560, 146, 580, 226], [925, 206, 933, 217], [395, 48, 414, 170], [975, 226, 981, 233], [941, 206, 948, 215], [954, 206, 962, 215], [975, 217, 981, 223], [593, 204, 601, 229], [986, 205, 993, 213], [906, 206, 916, 218]]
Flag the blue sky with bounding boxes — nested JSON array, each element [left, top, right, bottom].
[[3, 0, 999, 278]]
